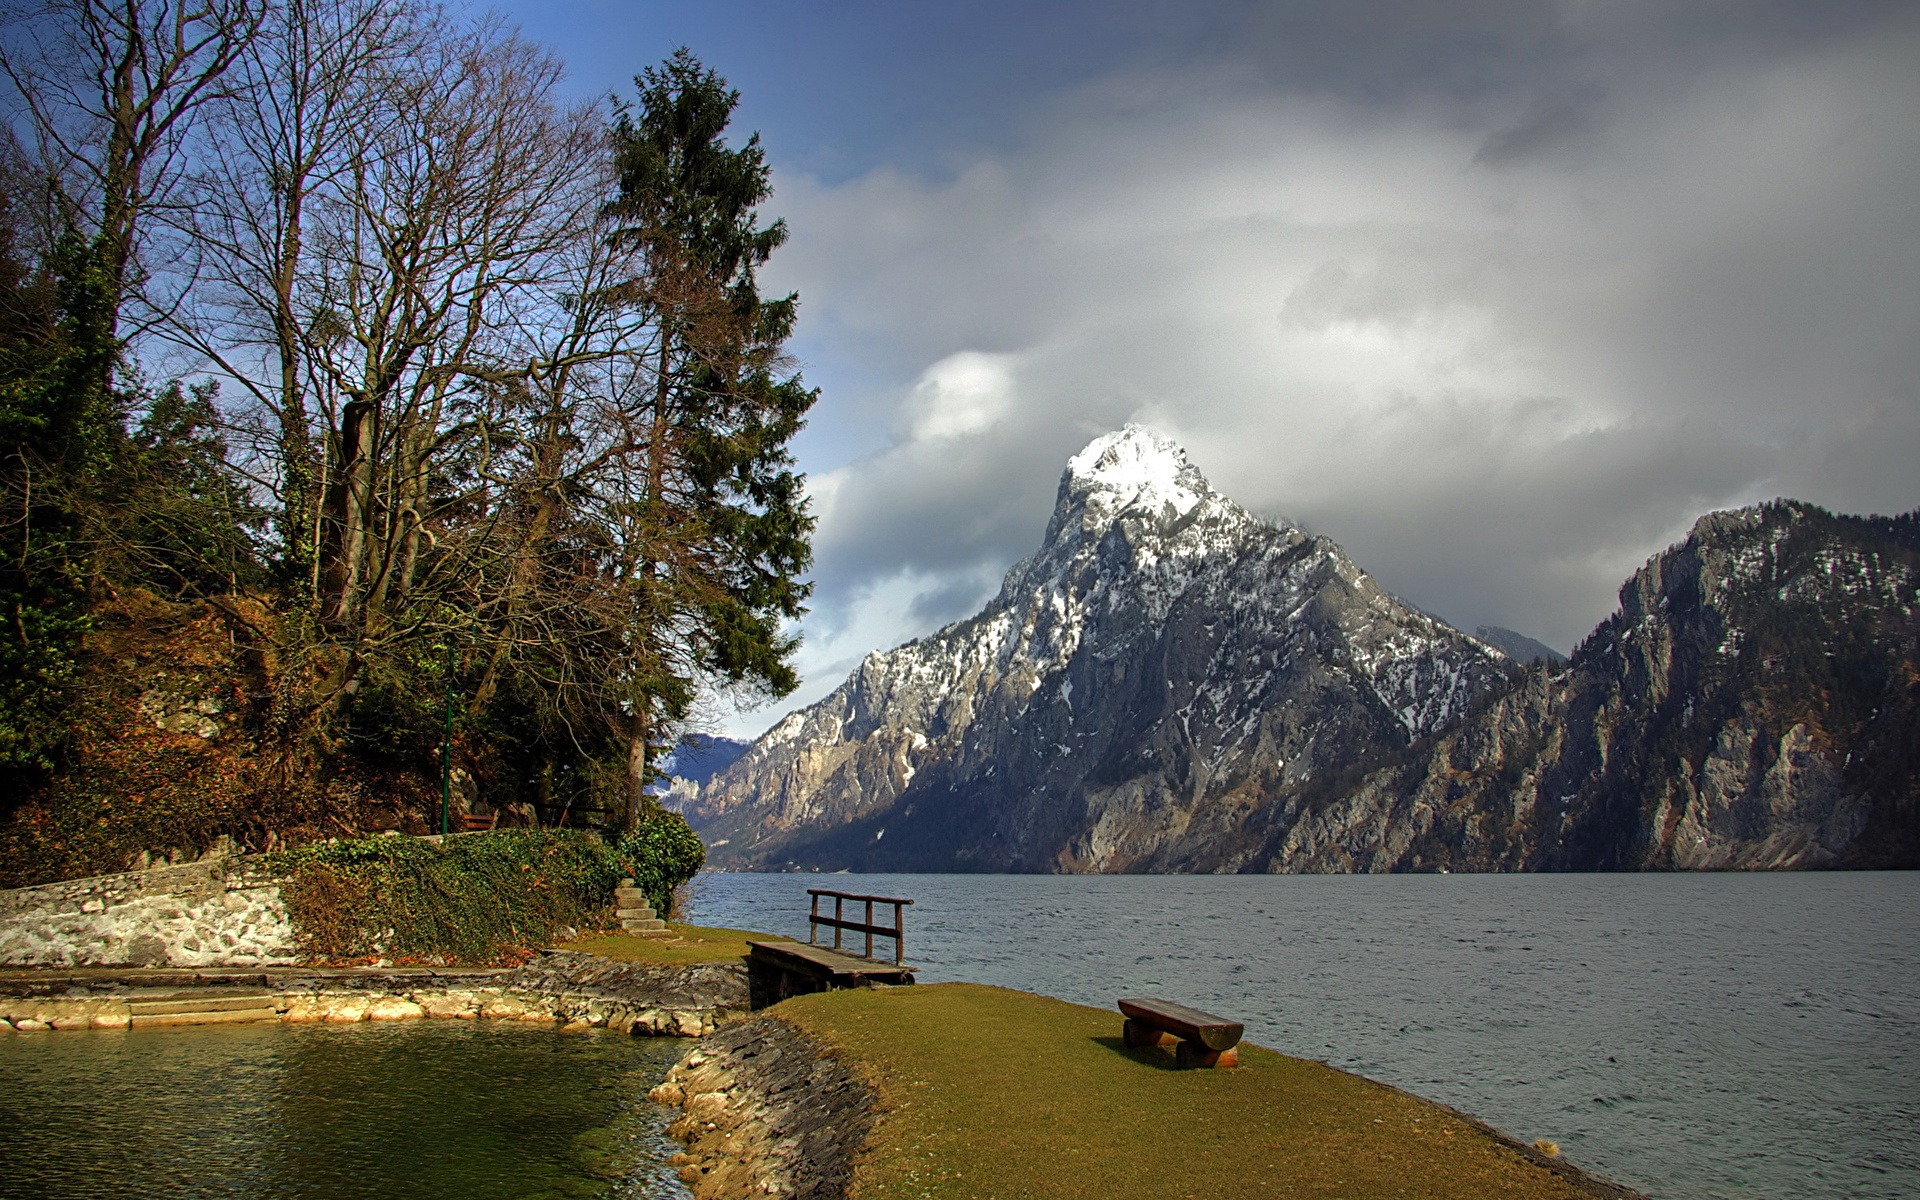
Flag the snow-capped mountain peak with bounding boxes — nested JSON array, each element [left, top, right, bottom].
[[680, 426, 1514, 873], [1064, 424, 1208, 520]]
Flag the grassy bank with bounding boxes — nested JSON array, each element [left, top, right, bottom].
[[774, 983, 1620, 1200], [554, 925, 790, 966]]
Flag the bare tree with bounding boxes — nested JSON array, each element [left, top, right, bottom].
[[173, 5, 605, 728], [163, 0, 421, 599], [1, 0, 263, 336]]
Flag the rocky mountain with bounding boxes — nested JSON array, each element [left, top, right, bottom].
[[663, 735, 751, 786], [1253, 501, 1920, 872], [655, 734, 752, 813], [680, 426, 1513, 870], [1474, 626, 1566, 666]]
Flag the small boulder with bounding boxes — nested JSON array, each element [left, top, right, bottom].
[[365, 997, 425, 1021]]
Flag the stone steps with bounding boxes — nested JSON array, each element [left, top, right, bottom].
[[615, 878, 673, 937], [126, 989, 280, 1027]]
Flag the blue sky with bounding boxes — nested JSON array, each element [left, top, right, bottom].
[[496, 1, 1274, 181], [494, 0, 1920, 739]]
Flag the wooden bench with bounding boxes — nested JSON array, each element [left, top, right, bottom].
[[1118, 997, 1244, 1068], [461, 812, 498, 832]]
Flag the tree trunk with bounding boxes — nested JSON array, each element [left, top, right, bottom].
[[273, 185, 314, 598], [622, 704, 651, 833], [318, 395, 376, 628]]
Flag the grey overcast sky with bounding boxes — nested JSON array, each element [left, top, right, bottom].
[[492, 0, 1920, 740]]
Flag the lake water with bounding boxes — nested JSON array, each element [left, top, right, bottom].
[[3, 873, 1909, 1199], [0, 1018, 692, 1200], [689, 870, 1920, 1200]]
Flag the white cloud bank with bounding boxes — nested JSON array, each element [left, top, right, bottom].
[[721, 8, 1920, 739]]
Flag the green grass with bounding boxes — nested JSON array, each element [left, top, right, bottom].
[[775, 983, 1598, 1200], [553, 923, 790, 966]]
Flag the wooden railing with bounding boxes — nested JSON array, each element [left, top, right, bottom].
[[807, 888, 913, 964]]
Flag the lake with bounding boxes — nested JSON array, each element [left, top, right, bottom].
[[3, 872, 1909, 1199], [689, 869, 1919, 1200], [0, 1018, 691, 1200]]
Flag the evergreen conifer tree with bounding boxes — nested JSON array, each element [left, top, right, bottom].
[[602, 49, 815, 830]]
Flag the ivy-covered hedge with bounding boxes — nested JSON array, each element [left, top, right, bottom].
[[267, 816, 705, 964]]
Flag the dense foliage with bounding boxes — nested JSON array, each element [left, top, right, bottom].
[[270, 830, 620, 964], [268, 822, 704, 964], [0, 219, 115, 781], [613, 806, 709, 916], [0, 2, 810, 885]]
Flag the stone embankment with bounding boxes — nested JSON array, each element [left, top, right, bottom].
[[650, 1016, 877, 1200], [0, 858, 295, 968], [0, 950, 748, 1035]]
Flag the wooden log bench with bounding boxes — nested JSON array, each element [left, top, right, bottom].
[[1118, 997, 1244, 1068]]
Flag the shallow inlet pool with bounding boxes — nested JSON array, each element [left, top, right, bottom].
[[0, 1018, 692, 1200]]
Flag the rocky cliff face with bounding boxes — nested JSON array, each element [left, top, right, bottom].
[[1255, 502, 1920, 871], [682, 426, 1511, 871]]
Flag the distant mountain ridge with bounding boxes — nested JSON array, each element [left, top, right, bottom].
[[681, 426, 1511, 870], [662, 735, 750, 786], [1260, 502, 1920, 871], [682, 432, 1919, 873], [1474, 626, 1566, 666]]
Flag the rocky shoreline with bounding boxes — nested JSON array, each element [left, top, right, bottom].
[[0, 950, 748, 1035], [650, 1015, 878, 1200]]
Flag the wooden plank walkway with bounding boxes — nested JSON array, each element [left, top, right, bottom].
[[747, 940, 917, 983], [746, 939, 917, 1007]]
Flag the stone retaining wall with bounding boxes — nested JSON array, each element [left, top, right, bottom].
[[652, 1016, 877, 1200], [0, 983, 733, 1035], [0, 860, 294, 968], [0, 951, 752, 1036]]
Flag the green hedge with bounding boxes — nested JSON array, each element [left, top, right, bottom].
[[613, 807, 707, 916], [267, 816, 705, 964]]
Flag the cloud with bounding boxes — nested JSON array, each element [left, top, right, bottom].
[[720, 5, 1920, 737], [901, 351, 1018, 441]]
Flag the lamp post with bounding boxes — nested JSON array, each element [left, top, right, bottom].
[[439, 640, 454, 836]]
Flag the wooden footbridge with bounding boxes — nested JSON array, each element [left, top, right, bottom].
[[746, 888, 917, 1008]]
